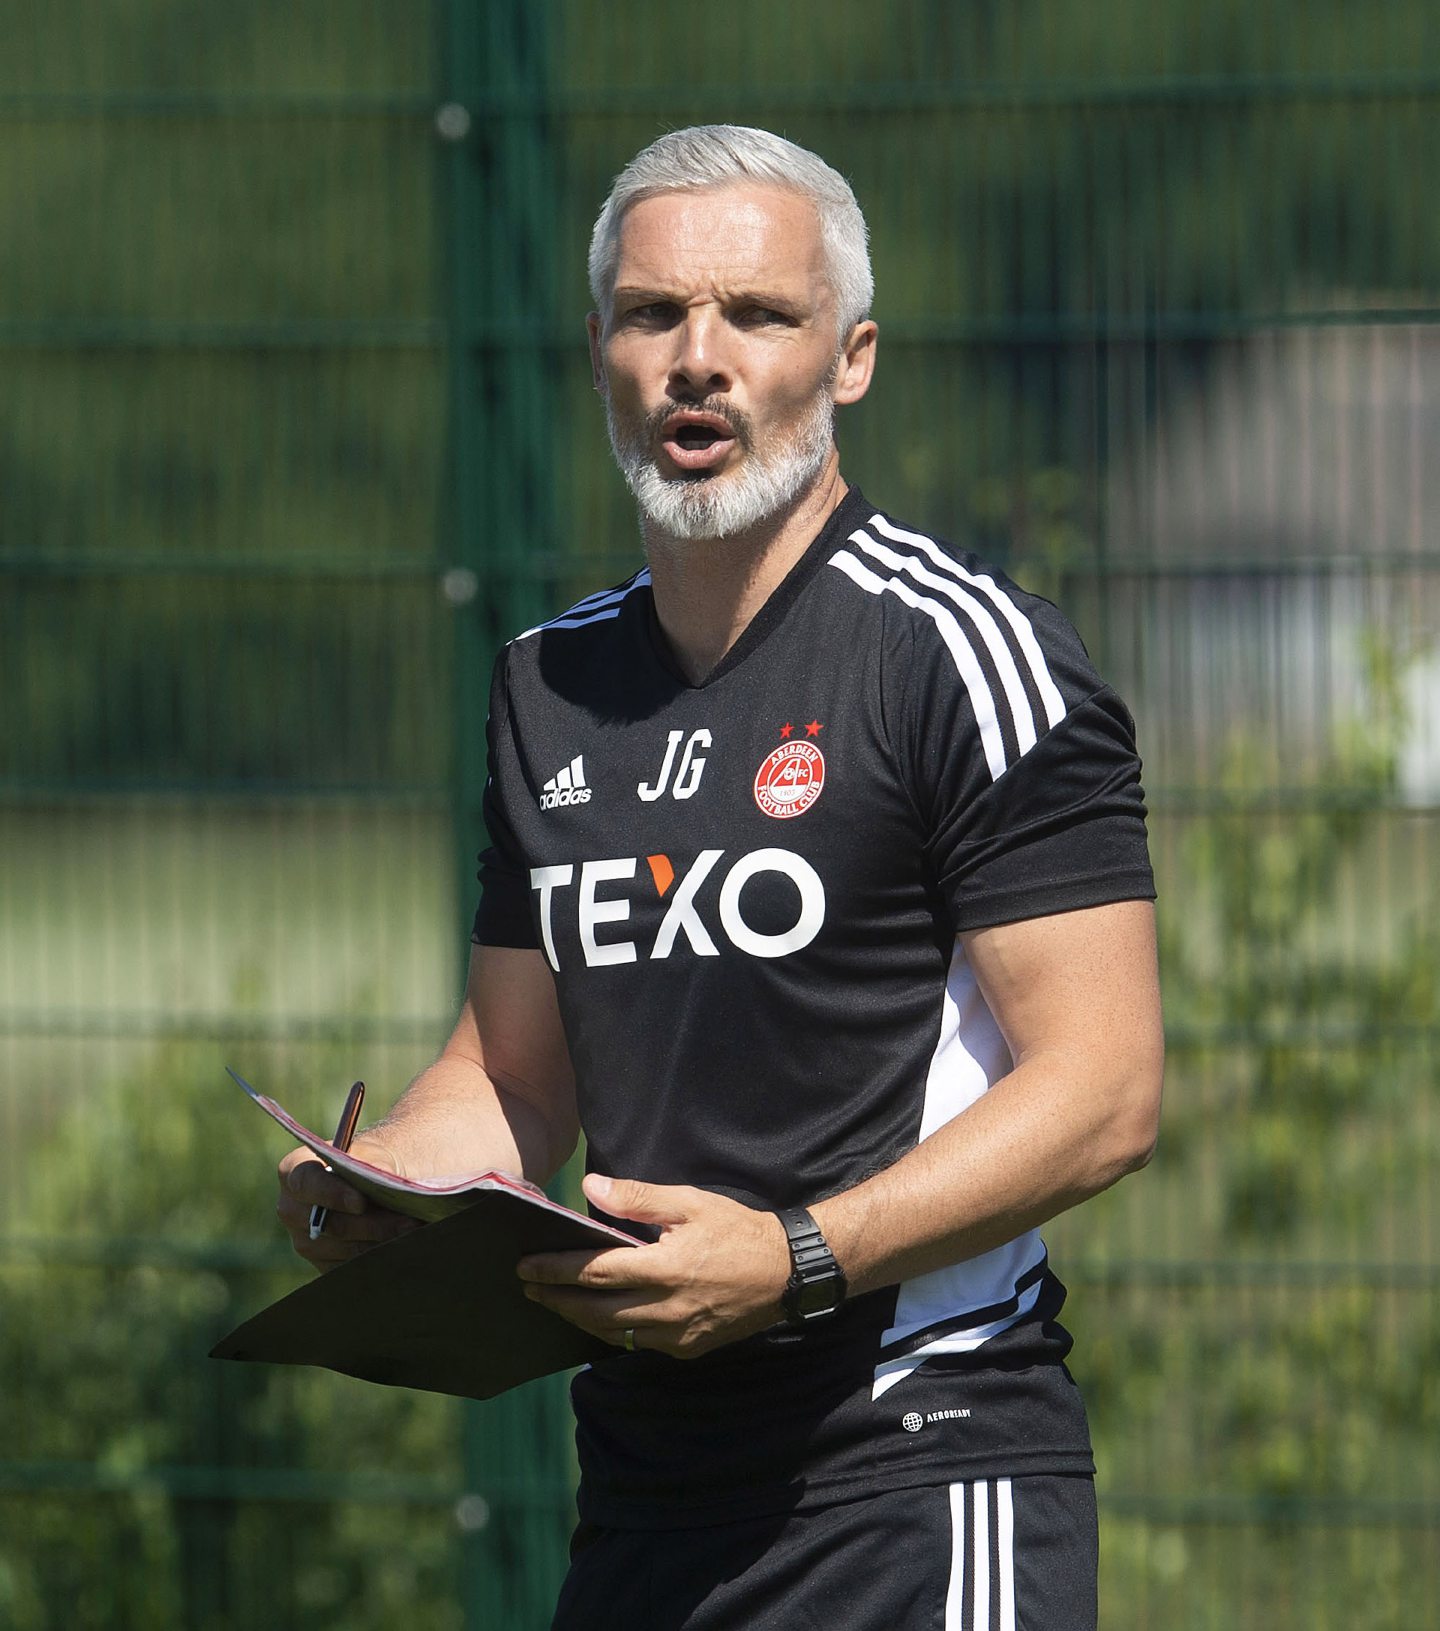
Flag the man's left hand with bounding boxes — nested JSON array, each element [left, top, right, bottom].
[[516, 1174, 790, 1359]]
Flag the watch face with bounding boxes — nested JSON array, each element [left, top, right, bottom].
[[784, 1264, 847, 1322]]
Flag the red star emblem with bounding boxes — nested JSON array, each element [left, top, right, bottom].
[[805, 720, 823, 737], [779, 722, 794, 739]]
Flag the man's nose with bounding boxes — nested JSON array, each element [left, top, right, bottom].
[[667, 311, 732, 398]]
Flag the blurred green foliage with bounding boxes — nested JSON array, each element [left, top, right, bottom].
[[1058, 646, 1440, 1625], [0, 1036, 466, 1631], [1160, 640, 1437, 1247]]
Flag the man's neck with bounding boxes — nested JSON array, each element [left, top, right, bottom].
[[642, 456, 848, 685]]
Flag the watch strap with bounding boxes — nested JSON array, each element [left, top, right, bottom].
[[776, 1204, 847, 1325]]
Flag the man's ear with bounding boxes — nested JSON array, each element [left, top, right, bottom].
[[832, 319, 878, 406], [586, 313, 608, 395]]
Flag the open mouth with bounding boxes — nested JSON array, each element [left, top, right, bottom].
[[674, 423, 723, 451], [660, 411, 739, 472]]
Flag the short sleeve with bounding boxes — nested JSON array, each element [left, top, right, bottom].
[[470, 649, 540, 949], [933, 687, 1156, 933], [891, 585, 1156, 934]]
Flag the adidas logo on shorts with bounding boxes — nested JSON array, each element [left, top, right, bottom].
[[540, 755, 592, 810]]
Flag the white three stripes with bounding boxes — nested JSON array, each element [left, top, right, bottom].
[[829, 516, 1066, 782], [831, 549, 1010, 780], [866, 514, 1067, 731], [851, 533, 1049, 758], [946, 1478, 1016, 1631]]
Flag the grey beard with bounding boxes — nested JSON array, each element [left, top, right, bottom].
[[606, 390, 836, 541]]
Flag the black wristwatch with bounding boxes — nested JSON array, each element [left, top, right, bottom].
[[776, 1204, 848, 1326]]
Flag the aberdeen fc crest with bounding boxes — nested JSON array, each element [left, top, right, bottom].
[[753, 739, 825, 819]]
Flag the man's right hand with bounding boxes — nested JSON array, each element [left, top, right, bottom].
[[275, 1138, 419, 1273]]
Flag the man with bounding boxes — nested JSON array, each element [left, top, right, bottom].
[[278, 125, 1163, 1630]]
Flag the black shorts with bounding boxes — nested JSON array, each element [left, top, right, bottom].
[[551, 1473, 1097, 1631]]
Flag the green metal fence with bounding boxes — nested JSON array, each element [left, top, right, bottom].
[[2, 2, 1436, 1626]]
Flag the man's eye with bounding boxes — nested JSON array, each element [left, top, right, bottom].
[[739, 307, 790, 326], [624, 303, 678, 324]]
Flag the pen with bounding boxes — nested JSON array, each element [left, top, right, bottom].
[[308, 1080, 366, 1241]]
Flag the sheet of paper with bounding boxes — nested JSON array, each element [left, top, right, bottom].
[[226, 1065, 632, 1234]]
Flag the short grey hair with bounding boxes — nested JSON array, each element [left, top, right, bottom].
[[587, 124, 874, 340]]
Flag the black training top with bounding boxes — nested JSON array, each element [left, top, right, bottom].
[[472, 486, 1155, 1528]]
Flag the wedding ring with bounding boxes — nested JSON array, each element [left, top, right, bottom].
[[622, 1327, 637, 1352]]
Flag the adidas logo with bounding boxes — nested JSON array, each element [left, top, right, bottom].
[[539, 755, 592, 810]]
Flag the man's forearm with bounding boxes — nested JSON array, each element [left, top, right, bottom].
[[360, 1054, 573, 1187], [812, 902, 1164, 1300], [358, 944, 580, 1188], [810, 1041, 1161, 1299]]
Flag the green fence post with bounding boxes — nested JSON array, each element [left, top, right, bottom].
[[438, 3, 574, 1628]]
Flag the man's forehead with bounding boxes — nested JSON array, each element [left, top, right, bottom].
[[611, 184, 827, 294]]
